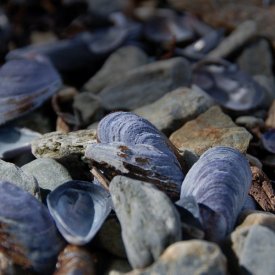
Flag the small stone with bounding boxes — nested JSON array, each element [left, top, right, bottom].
[[125, 240, 227, 275], [266, 100, 275, 128], [235, 116, 264, 129], [99, 57, 191, 110], [134, 86, 214, 135], [31, 129, 97, 159], [104, 259, 132, 275], [22, 158, 72, 191], [0, 159, 40, 198], [109, 176, 181, 269], [208, 20, 257, 59], [84, 46, 148, 94], [169, 106, 252, 155]]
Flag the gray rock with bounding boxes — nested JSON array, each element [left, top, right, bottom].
[[84, 46, 148, 94], [169, 106, 252, 155], [110, 176, 181, 269], [208, 20, 257, 59], [235, 116, 264, 129], [99, 57, 191, 110], [237, 38, 273, 77], [134, 86, 214, 135], [125, 240, 227, 275], [0, 159, 40, 198], [253, 75, 275, 104], [104, 259, 132, 275], [231, 225, 275, 275], [31, 129, 97, 159], [246, 153, 263, 169], [22, 158, 72, 191]]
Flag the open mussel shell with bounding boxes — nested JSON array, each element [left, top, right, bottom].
[[192, 59, 268, 111], [180, 146, 252, 241], [47, 180, 112, 245], [261, 129, 275, 154], [0, 56, 62, 125], [85, 142, 184, 199], [0, 181, 65, 274]]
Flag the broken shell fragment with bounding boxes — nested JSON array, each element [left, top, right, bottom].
[[180, 146, 252, 241], [47, 180, 112, 245]]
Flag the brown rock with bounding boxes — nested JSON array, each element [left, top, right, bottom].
[[266, 100, 275, 129], [169, 106, 252, 155], [249, 166, 275, 212]]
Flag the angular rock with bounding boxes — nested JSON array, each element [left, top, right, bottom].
[[99, 57, 191, 110], [84, 46, 148, 94], [266, 100, 275, 128], [0, 159, 40, 198], [31, 129, 97, 159], [235, 116, 264, 129], [231, 225, 275, 275], [22, 158, 72, 191], [110, 176, 181, 269], [134, 86, 214, 135], [125, 240, 227, 275], [169, 106, 252, 155]]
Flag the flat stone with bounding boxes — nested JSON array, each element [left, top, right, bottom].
[[109, 176, 181, 269], [169, 106, 252, 155], [84, 46, 148, 94], [235, 116, 264, 129], [22, 158, 72, 191], [99, 57, 191, 110], [266, 100, 275, 128], [31, 129, 97, 159], [231, 225, 275, 275], [134, 86, 214, 135], [0, 159, 40, 198], [125, 240, 227, 275]]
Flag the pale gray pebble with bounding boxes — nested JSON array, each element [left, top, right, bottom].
[[0, 159, 40, 199], [134, 85, 214, 135], [123, 240, 227, 275], [110, 176, 181, 269], [235, 116, 264, 129], [22, 158, 72, 191]]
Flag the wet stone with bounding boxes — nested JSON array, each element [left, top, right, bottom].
[[134, 86, 214, 135], [169, 106, 252, 155], [98, 57, 192, 111], [22, 158, 72, 191], [0, 159, 40, 198], [124, 240, 227, 275], [109, 176, 181, 269]]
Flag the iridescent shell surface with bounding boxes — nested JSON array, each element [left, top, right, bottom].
[[47, 180, 112, 245], [180, 146, 252, 241], [0, 181, 64, 274]]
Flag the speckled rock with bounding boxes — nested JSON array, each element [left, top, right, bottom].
[[0, 159, 40, 198], [31, 129, 97, 159], [22, 158, 72, 191], [169, 106, 252, 155], [84, 46, 148, 94], [124, 240, 227, 275], [99, 57, 191, 110], [110, 176, 181, 269], [134, 86, 214, 135]]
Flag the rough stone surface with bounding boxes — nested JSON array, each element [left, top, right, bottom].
[[231, 225, 275, 275], [109, 176, 181, 269], [31, 129, 97, 159], [169, 106, 252, 155], [0, 159, 40, 198], [125, 240, 227, 275], [22, 158, 72, 191], [84, 46, 148, 94], [134, 86, 214, 135], [99, 57, 191, 110], [235, 116, 264, 129]]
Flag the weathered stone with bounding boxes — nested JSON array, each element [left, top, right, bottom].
[[125, 240, 227, 275], [99, 57, 191, 110], [266, 100, 275, 128], [231, 225, 275, 275], [134, 86, 214, 135], [0, 159, 40, 198], [22, 158, 72, 191], [169, 106, 252, 155], [31, 129, 97, 159], [237, 39, 273, 77], [84, 46, 148, 94], [208, 20, 257, 59], [235, 116, 264, 129], [110, 176, 181, 269]]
